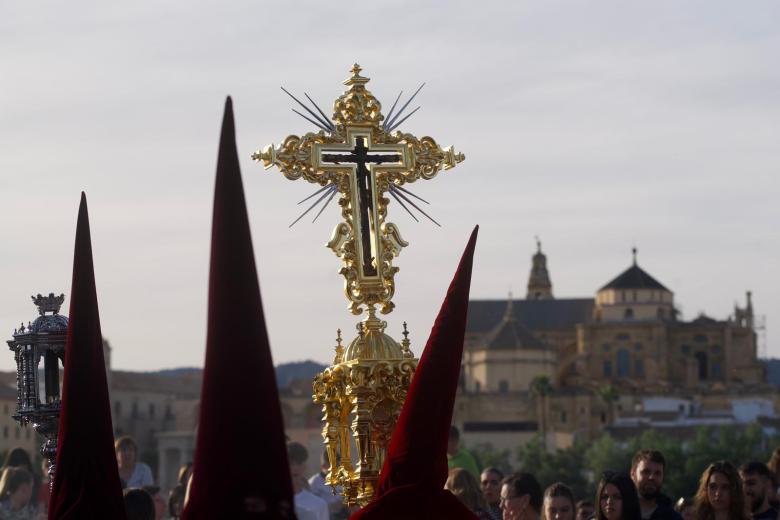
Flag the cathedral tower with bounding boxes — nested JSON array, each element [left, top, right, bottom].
[[527, 238, 553, 300]]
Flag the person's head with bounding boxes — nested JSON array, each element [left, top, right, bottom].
[[167, 485, 185, 518], [481, 467, 504, 506], [124, 487, 156, 520], [543, 482, 575, 520], [287, 442, 309, 482], [2, 447, 33, 472], [501, 472, 543, 519], [177, 462, 193, 487], [446, 467, 488, 513], [576, 500, 595, 520], [674, 497, 695, 520], [630, 450, 666, 502], [739, 461, 773, 513], [448, 426, 461, 456], [115, 435, 139, 468], [694, 460, 746, 519], [767, 447, 780, 480], [0, 466, 33, 506], [595, 471, 641, 520]]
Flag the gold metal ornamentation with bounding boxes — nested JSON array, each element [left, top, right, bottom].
[[253, 64, 464, 315], [254, 64, 463, 507]]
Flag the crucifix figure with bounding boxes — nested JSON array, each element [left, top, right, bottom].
[[320, 137, 401, 276], [253, 63, 464, 315]]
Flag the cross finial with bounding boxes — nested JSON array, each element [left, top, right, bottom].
[[344, 63, 369, 87], [400, 322, 413, 358], [333, 328, 344, 364], [632, 246, 638, 265], [535, 235, 541, 253]]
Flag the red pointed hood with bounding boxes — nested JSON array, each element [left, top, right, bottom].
[[49, 193, 127, 519], [351, 226, 479, 520], [182, 98, 294, 519]]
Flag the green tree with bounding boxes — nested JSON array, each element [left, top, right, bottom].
[[469, 442, 514, 476], [530, 375, 553, 447]]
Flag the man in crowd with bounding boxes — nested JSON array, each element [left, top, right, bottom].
[[481, 467, 504, 520], [576, 500, 595, 520], [309, 450, 348, 519], [500, 472, 542, 520], [739, 462, 779, 520], [288, 442, 329, 520], [447, 425, 480, 477], [629, 449, 681, 520]]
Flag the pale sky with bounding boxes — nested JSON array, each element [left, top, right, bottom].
[[1, 1, 778, 372]]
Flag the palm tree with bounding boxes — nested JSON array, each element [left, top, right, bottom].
[[530, 375, 553, 450], [594, 384, 620, 425]]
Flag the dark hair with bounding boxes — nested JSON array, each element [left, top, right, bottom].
[[450, 425, 461, 441], [694, 460, 749, 520], [739, 461, 773, 481], [2, 447, 33, 472], [502, 472, 543, 512], [595, 471, 642, 520], [481, 466, 504, 480], [287, 442, 309, 465], [577, 499, 595, 509], [124, 487, 156, 520], [631, 449, 666, 472], [544, 482, 575, 514]]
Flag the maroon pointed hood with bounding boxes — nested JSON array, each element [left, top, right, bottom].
[[49, 193, 127, 519], [350, 226, 479, 520], [182, 98, 294, 519]]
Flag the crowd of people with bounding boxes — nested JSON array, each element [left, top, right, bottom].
[[445, 426, 780, 520], [0, 435, 187, 520], [4, 426, 780, 519]]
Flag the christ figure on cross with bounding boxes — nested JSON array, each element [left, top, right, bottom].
[[320, 137, 401, 277]]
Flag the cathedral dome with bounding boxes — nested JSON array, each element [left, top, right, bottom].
[[598, 249, 669, 292]]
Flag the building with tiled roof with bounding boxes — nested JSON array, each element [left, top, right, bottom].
[[454, 242, 770, 452]]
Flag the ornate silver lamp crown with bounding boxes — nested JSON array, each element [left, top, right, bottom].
[[7, 292, 68, 485]]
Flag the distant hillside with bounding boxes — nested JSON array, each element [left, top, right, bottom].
[[275, 360, 328, 388], [148, 360, 327, 389]]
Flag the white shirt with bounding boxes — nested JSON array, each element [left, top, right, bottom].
[[126, 462, 154, 488], [308, 472, 344, 513], [295, 489, 329, 520]]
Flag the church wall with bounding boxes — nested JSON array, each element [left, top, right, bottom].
[[0, 396, 39, 456], [464, 349, 556, 392]]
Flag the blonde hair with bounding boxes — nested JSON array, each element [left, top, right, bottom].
[[445, 467, 487, 512], [0, 466, 33, 499]]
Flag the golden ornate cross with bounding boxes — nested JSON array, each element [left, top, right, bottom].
[[253, 64, 464, 315]]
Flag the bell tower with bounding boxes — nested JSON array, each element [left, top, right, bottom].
[[527, 238, 553, 300]]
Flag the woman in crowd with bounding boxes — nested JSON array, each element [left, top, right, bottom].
[[445, 467, 493, 519], [0, 448, 41, 511], [0, 466, 42, 520], [115, 435, 154, 489], [543, 482, 575, 520], [167, 485, 186, 519], [674, 497, 695, 520], [595, 472, 641, 520], [693, 460, 749, 520], [766, 448, 780, 509]]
